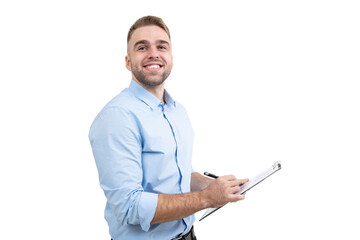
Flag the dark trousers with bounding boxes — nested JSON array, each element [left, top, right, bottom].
[[111, 226, 197, 240]]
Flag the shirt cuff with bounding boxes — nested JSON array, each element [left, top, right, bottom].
[[138, 192, 158, 232]]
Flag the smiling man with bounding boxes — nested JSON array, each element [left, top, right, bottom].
[[89, 16, 248, 240]]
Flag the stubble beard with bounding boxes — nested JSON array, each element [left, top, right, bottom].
[[131, 63, 172, 87]]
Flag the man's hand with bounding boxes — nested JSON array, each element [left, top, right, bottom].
[[201, 175, 249, 208]]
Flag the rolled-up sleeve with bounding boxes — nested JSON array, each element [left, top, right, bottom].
[[89, 107, 158, 232]]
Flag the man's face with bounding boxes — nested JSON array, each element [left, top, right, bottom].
[[126, 25, 173, 87]]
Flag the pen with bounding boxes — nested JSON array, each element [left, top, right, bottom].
[[204, 172, 219, 179]]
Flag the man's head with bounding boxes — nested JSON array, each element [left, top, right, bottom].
[[126, 16, 173, 88]]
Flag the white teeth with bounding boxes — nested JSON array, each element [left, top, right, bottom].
[[147, 65, 160, 69]]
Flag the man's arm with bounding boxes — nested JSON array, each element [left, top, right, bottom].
[[151, 174, 249, 224], [90, 107, 158, 231]]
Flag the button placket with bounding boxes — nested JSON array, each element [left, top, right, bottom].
[[161, 106, 184, 193]]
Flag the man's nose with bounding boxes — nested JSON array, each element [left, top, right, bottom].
[[148, 46, 160, 59]]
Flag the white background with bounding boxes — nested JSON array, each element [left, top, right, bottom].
[[1, 0, 359, 239]]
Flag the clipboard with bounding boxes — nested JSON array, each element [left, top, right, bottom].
[[199, 161, 282, 221]]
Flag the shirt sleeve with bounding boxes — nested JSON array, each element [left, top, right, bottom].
[[89, 107, 158, 232]]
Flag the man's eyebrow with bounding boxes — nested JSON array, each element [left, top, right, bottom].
[[134, 40, 149, 48], [157, 40, 170, 46]]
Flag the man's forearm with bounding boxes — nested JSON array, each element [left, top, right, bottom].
[[150, 174, 249, 225], [151, 191, 209, 224], [151, 172, 213, 224]]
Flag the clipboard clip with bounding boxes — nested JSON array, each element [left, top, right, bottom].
[[272, 161, 282, 170]]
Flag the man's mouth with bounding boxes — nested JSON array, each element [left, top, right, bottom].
[[144, 63, 163, 71]]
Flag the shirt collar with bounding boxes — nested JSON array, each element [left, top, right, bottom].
[[163, 89, 176, 109], [129, 79, 176, 110]]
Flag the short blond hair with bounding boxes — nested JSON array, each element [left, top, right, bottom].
[[127, 16, 171, 43]]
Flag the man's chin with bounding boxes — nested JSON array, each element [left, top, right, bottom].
[[137, 78, 166, 87], [132, 69, 171, 87]]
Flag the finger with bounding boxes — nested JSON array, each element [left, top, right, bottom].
[[229, 185, 241, 194], [238, 194, 246, 200], [229, 193, 245, 202], [226, 177, 243, 185], [237, 178, 249, 185], [228, 179, 245, 187]]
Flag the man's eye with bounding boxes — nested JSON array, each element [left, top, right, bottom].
[[158, 45, 167, 50], [138, 46, 146, 51]]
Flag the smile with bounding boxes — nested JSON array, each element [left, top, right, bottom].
[[147, 65, 161, 69], [144, 63, 163, 72]]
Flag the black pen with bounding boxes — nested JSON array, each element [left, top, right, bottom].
[[204, 172, 219, 179]]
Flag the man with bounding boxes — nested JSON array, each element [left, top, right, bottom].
[[89, 16, 248, 240]]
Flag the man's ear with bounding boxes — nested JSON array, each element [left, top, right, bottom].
[[125, 55, 131, 71]]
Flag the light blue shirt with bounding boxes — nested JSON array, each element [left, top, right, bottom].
[[89, 80, 195, 240]]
